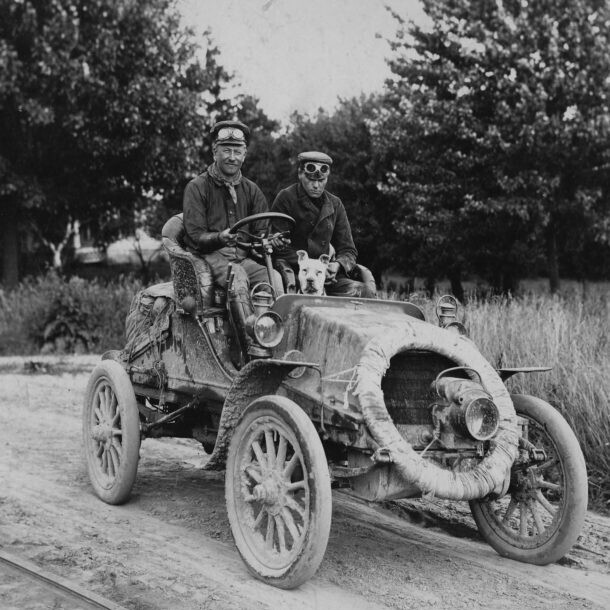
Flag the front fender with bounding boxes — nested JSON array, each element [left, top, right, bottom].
[[204, 358, 318, 470]]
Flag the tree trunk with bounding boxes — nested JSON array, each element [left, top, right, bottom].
[[1, 202, 19, 289], [448, 266, 464, 302], [547, 225, 560, 294], [424, 275, 436, 297], [502, 270, 519, 295]]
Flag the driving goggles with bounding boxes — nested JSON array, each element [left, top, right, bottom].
[[216, 127, 246, 142], [302, 162, 330, 175]]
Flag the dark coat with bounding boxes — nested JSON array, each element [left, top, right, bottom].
[[271, 183, 357, 273], [183, 171, 268, 253]]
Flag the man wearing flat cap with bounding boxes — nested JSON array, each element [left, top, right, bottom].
[[182, 120, 283, 349], [271, 151, 376, 298]]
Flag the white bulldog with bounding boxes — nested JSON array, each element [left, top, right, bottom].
[[296, 250, 330, 295]]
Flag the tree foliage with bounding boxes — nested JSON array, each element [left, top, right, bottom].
[[376, 0, 610, 293], [0, 0, 233, 285]]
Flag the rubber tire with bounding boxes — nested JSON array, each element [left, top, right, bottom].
[[83, 360, 140, 505], [225, 395, 332, 589], [470, 394, 587, 564]]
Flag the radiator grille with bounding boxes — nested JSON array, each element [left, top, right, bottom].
[[381, 350, 460, 425]]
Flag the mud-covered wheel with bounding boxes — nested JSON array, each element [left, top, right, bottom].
[[225, 395, 332, 589], [83, 360, 140, 505], [470, 394, 587, 564]]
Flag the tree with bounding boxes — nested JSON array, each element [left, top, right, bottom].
[[0, 0, 233, 286], [234, 94, 285, 202], [377, 0, 610, 294]]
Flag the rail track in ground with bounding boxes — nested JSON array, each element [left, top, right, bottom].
[[0, 549, 127, 610]]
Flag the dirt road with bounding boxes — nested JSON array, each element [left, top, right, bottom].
[[1, 356, 609, 609]]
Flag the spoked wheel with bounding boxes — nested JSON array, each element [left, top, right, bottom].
[[225, 395, 332, 589], [470, 394, 587, 564], [82, 360, 140, 505]]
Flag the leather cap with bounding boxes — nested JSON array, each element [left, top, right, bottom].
[[211, 120, 250, 145]]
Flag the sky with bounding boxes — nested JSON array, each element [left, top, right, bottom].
[[179, 0, 426, 123]]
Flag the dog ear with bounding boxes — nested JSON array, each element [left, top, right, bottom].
[[296, 250, 309, 263], [319, 254, 330, 266]]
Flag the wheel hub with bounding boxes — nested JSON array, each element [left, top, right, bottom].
[[252, 474, 285, 515], [91, 422, 112, 443], [511, 467, 541, 502]]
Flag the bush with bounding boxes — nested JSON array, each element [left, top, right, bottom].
[[0, 272, 142, 355]]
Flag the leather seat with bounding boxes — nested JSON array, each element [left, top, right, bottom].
[[162, 213, 215, 313]]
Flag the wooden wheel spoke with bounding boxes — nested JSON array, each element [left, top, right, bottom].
[[276, 436, 288, 471], [245, 464, 263, 483], [285, 495, 306, 518], [286, 480, 306, 493], [535, 490, 557, 516], [109, 446, 120, 476], [253, 506, 265, 531], [101, 449, 109, 475], [283, 453, 299, 478], [530, 501, 546, 535], [275, 515, 287, 553], [252, 440, 267, 470], [537, 479, 561, 492], [265, 430, 276, 469], [102, 387, 113, 416], [501, 497, 518, 524], [110, 440, 122, 460], [281, 506, 301, 542], [96, 443, 104, 458], [519, 502, 529, 536], [94, 406, 104, 424], [265, 513, 275, 550], [107, 448, 116, 477]]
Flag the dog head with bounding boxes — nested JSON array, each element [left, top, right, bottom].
[[296, 250, 330, 295]]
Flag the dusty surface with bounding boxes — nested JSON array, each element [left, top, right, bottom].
[[0, 355, 609, 610]]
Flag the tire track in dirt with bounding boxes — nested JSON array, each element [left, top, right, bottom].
[[0, 471, 377, 610]]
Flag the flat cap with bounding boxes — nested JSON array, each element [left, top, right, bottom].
[[297, 151, 333, 165], [211, 120, 250, 145]]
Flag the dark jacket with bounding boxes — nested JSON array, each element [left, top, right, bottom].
[[183, 171, 268, 253], [271, 183, 357, 273]]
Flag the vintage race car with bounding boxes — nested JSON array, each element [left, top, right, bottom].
[[82, 212, 588, 589]]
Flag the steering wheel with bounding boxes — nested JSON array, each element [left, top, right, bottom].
[[228, 212, 295, 251]]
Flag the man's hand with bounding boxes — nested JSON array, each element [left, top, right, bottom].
[[218, 228, 237, 246], [326, 261, 340, 282], [268, 233, 290, 249]]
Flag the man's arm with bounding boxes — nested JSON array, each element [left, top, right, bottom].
[[331, 200, 358, 274], [183, 179, 233, 252]]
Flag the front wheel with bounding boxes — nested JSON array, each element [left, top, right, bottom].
[[82, 360, 140, 505], [470, 394, 587, 564], [225, 395, 332, 589]]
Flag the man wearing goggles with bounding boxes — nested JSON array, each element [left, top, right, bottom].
[[271, 151, 376, 298], [182, 120, 284, 349]]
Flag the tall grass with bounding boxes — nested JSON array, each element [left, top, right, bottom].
[[464, 291, 610, 509]]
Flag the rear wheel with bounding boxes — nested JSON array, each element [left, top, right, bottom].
[[82, 361, 140, 505], [470, 394, 587, 564], [225, 395, 332, 589]]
